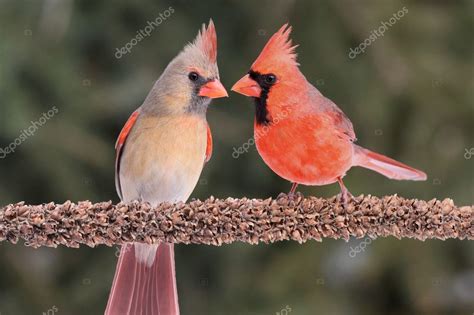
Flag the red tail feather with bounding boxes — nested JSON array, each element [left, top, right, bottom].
[[353, 145, 427, 181], [105, 243, 180, 315]]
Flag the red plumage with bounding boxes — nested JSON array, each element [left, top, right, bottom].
[[205, 123, 213, 163], [232, 24, 426, 199], [115, 109, 140, 200]]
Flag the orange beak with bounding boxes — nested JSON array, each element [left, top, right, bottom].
[[231, 74, 261, 97], [199, 79, 228, 99]]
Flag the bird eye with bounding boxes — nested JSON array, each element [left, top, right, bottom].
[[265, 74, 277, 84], [188, 72, 199, 82]]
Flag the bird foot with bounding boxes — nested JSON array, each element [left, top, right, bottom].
[[337, 190, 354, 207], [288, 191, 296, 201], [287, 182, 299, 200], [336, 177, 354, 208], [288, 191, 303, 201], [277, 191, 304, 202]]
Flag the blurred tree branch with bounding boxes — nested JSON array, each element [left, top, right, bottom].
[[0, 194, 472, 248]]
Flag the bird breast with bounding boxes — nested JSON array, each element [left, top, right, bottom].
[[255, 113, 353, 186], [119, 114, 208, 205]]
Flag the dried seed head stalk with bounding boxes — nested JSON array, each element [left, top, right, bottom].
[[0, 194, 472, 248]]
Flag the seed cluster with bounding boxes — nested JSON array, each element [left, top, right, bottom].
[[0, 194, 472, 248]]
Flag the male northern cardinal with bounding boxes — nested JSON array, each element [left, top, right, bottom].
[[105, 20, 227, 315], [231, 24, 426, 201]]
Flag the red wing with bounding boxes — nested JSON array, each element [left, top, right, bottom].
[[205, 123, 213, 163], [320, 96, 356, 142], [308, 88, 356, 142], [115, 109, 140, 200], [327, 107, 356, 142]]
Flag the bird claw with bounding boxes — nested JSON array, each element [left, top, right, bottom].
[[287, 182, 300, 201], [288, 191, 304, 202], [337, 190, 354, 207], [288, 192, 296, 201], [336, 177, 354, 208], [277, 191, 304, 202]]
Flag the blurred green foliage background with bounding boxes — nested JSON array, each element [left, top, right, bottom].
[[0, 0, 473, 314]]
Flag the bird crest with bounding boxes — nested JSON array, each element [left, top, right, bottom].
[[252, 23, 299, 72], [192, 19, 217, 63]]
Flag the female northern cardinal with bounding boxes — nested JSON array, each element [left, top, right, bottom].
[[231, 24, 426, 201], [106, 20, 227, 315]]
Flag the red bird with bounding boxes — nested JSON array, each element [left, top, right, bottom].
[[231, 24, 426, 201], [106, 20, 227, 315]]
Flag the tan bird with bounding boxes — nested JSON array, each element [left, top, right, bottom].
[[105, 20, 227, 315]]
